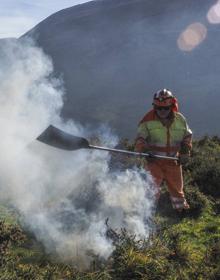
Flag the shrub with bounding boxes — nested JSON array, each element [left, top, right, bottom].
[[184, 185, 212, 218], [186, 136, 220, 198]]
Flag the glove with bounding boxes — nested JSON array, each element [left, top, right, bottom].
[[144, 151, 156, 164], [134, 143, 148, 153], [179, 153, 190, 165], [147, 152, 155, 158]]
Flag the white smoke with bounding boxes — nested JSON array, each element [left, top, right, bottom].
[[0, 38, 156, 268]]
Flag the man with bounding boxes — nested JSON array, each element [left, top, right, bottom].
[[135, 89, 192, 211]]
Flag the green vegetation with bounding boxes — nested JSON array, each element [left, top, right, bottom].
[[0, 137, 220, 279]]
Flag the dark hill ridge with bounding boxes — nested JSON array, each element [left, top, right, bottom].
[[23, 0, 219, 138]]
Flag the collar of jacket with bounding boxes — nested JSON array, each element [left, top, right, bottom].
[[139, 109, 175, 125]]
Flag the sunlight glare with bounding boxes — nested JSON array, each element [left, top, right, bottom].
[[177, 23, 207, 51]]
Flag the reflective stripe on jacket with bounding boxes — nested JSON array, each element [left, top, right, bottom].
[[136, 110, 192, 156]]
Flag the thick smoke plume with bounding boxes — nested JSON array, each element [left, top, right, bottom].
[[0, 39, 155, 267]]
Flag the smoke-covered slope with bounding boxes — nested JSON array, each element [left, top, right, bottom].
[[23, 0, 220, 138]]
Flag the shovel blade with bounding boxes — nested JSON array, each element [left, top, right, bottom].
[[37, 125, 90, 151]]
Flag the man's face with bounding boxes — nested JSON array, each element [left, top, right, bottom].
[[155, 106, 172, 119]]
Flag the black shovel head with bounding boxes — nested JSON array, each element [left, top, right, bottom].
[[37, 125, 90, 151]]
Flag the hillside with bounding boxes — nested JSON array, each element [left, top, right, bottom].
[[0, 136, 220, 279], [22, 0, 220, 137]]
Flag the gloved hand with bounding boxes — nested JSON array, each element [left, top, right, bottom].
[[134, 143, 148, 153], [145, 151, 156, 164], [179, 153, 190, 165], [147, 152, 155, 158]]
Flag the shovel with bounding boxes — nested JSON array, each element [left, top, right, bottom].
[[37, 125, 179, 161]]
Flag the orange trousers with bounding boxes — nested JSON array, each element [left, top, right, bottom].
[[145, 159, 189, 210]]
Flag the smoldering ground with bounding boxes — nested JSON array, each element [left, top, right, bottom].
[[0, 38, 156, 268]]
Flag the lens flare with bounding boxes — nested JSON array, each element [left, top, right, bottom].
[[207, 0, 220, 24], [177, 22, 207, 51]]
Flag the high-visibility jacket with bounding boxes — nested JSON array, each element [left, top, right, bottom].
[[135, 110, 192, 156]]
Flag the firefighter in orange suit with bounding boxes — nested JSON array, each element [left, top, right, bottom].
[[135, 89, 192, 211]]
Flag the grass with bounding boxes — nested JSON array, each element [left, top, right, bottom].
[[0, 136, 220, 279]]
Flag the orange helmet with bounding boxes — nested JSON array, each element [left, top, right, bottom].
[[153, 89, 178, 112]]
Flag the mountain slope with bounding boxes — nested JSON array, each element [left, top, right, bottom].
[[23, 0, 219, 137]]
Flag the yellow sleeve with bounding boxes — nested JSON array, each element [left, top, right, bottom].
[[182, 117, 193, 153], [137, 122, 150, 140], [134, 122, 150, 152]]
